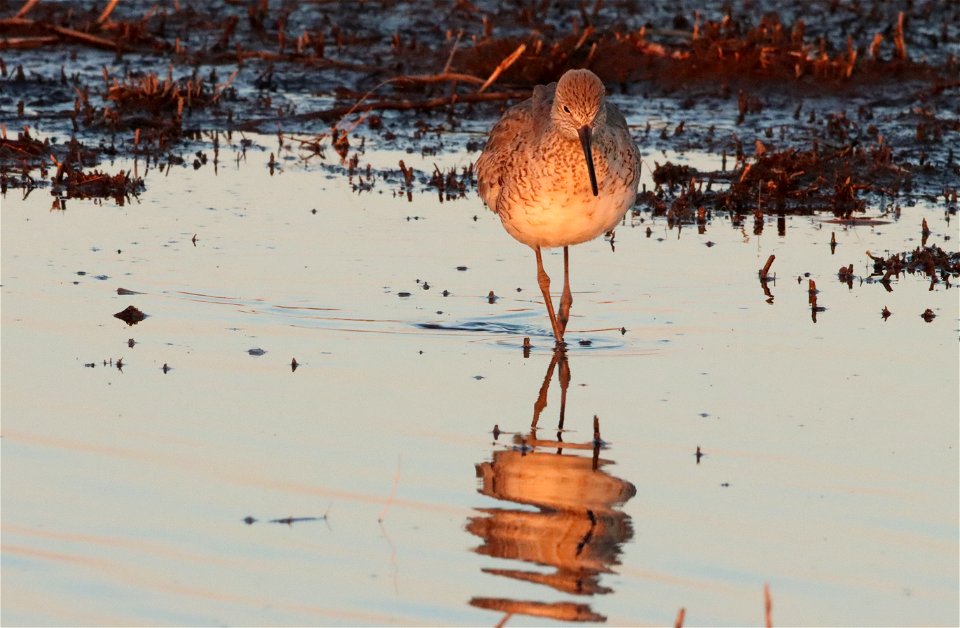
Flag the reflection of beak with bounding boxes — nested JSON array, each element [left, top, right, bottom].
[[578, 125, 599, 197]]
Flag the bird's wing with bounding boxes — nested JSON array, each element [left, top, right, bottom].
[[475, 97, 534, 215], [530, 82, 557, 135], [475, 82, 558, 216], [605, 101, 641, 187]]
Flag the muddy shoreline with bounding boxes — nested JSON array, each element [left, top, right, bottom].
[[1, 1, 958, 237]]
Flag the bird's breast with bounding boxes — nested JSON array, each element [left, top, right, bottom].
[[492, 131, 638, 248]]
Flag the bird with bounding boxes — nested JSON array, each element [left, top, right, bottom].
[[475, 68, 641, 347]]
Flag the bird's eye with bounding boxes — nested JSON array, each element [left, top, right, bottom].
[[563, 105, 570, 113]]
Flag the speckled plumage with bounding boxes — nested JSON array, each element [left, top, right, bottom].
[[474, 69, 640, 345], [476, 69, 640, 249]]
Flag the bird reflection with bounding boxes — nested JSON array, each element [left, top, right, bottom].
[[468, 351, 636, 624]]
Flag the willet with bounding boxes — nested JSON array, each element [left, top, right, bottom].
[[476, 69, 640, 347]]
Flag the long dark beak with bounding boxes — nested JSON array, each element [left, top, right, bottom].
[[578, 125, 599, 197]]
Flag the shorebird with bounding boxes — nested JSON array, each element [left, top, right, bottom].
[[476, 68, 641, 347]]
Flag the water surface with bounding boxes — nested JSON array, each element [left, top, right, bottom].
[[2, 133, 958, 626]]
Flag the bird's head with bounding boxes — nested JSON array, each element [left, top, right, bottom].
[[552, 69, 607, 134], [551, 69, 606, 196]]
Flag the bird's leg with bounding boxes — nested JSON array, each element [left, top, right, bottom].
[[530, 350, 561, 431], [534, 246, 565, 345], [556, 351, 570, 436], [558, 246, 573, 335]]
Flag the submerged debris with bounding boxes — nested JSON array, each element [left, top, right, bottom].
[[113, 305, 146, 326], [867, 245, 960, 285], [59, 163, 144, 205]]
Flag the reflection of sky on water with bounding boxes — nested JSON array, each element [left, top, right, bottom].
[[2, 136, 957, 626]]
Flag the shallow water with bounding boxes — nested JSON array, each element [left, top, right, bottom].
[[2, 132, 958, 626]]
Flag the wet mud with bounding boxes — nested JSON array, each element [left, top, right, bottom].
[[2, 0, 957, 216]]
